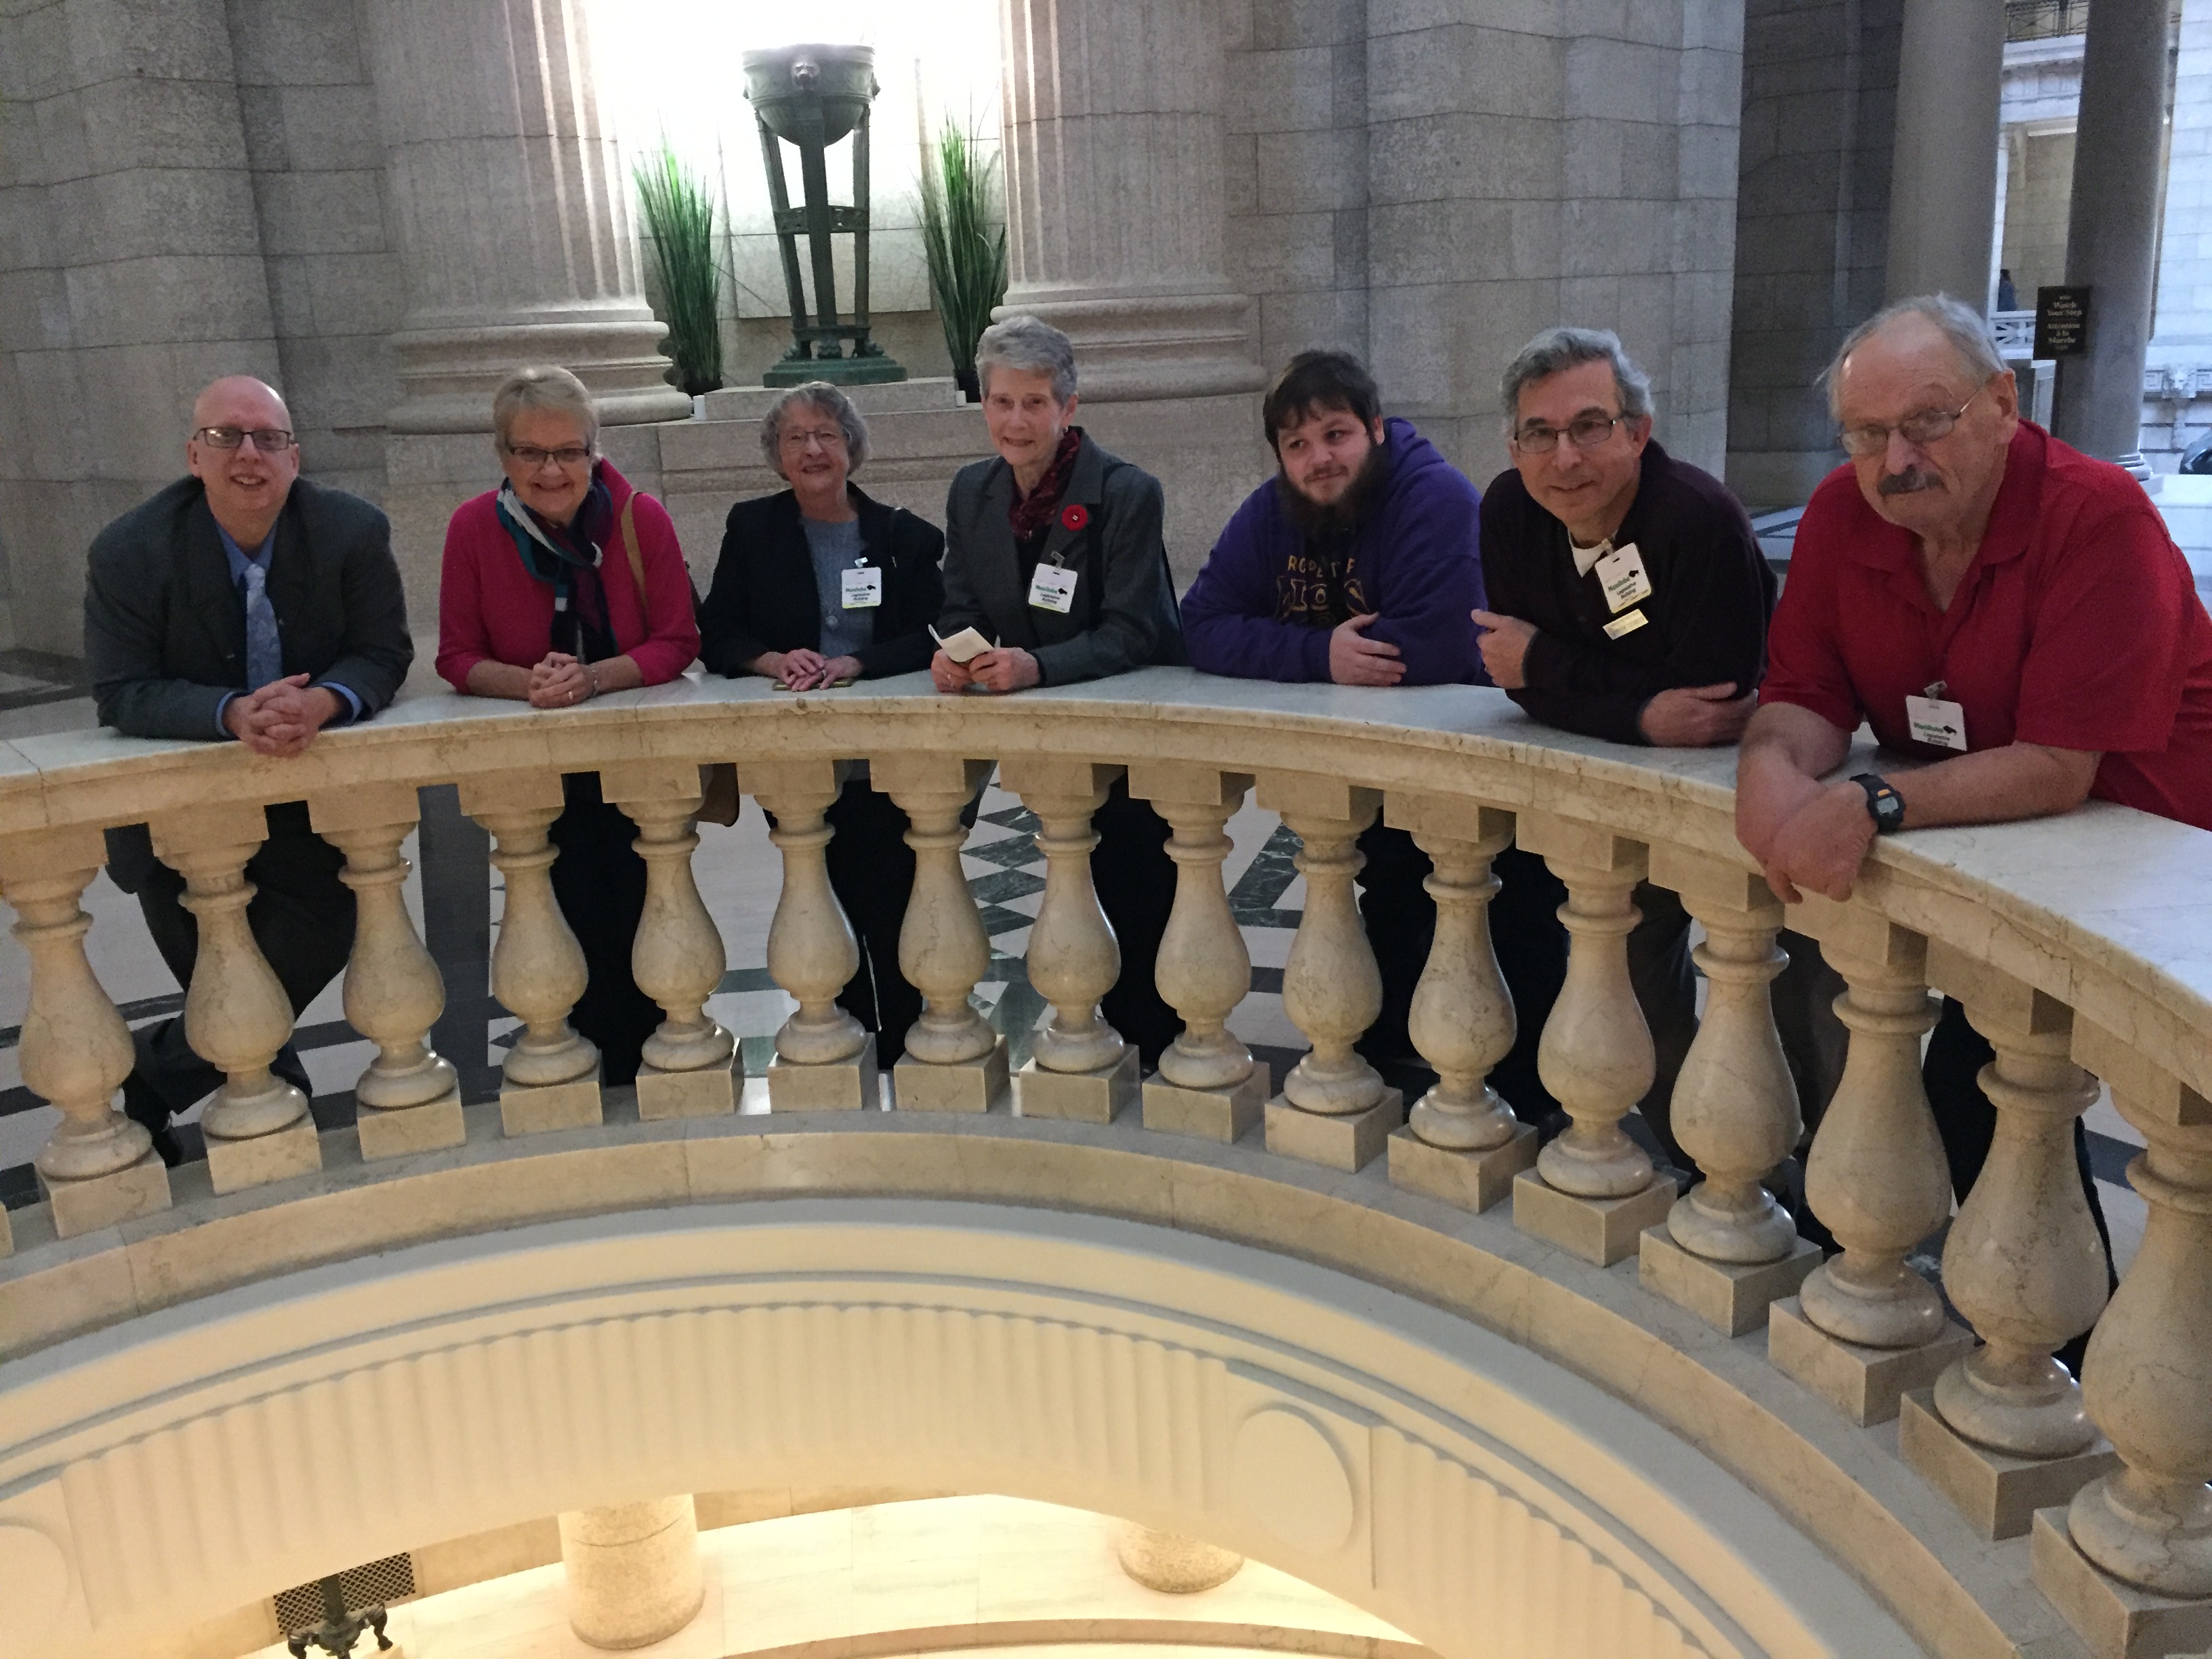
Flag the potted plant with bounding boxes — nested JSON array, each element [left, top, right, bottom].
[[919, 114, 1007, 402], [634, 138, 724, 398]]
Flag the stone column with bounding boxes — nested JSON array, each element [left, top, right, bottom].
[[360, 0, 689, 433], [2052, 0, 2170, 469], [1884, 0, 2006, 304], [558, 1498, 704, 1650], [1114, 1523, 1242, 1594]]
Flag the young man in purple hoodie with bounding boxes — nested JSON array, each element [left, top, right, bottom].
[[1182, 351, 1564, 1111]]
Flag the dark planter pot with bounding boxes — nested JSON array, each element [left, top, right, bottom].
[[955, 367, 981, 403]]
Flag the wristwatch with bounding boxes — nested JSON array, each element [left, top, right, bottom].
[[1851, 773, 1905, 834]]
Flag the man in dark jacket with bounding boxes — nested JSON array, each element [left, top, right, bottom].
[[84, 374, 414, 1160]]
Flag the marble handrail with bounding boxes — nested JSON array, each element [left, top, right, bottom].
[[1, 665, 2209, 1624]]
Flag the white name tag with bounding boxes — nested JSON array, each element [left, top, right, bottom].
[[840, 565, 882, 609], [1028, 562, 1079, 613], [1602, 608, 1649, 640], [1592, 542, 1653, 613], [1906, 694, 1969, 752]]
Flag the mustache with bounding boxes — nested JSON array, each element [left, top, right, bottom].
[[1877, 468, 1937, 497]]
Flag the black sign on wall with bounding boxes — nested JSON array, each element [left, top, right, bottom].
[[2035, 286, 2092, 358]]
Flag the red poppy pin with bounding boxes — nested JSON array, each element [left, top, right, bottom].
[[1059, 503, 1090, 532]]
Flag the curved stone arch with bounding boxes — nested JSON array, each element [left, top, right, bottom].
[[0, 1200, 1921, 1659]]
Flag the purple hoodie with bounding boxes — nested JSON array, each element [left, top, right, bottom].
[[1181, 416, 1490, 685]]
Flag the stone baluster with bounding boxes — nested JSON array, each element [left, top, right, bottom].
[[0, 827, 170, 1240], [1002, 758, 1136, 1123], [1639, 849, 1818, 1334], [145, 804, 324, 1193], [744, 758, 876, 1111], [1770, 900, 1969, 1426], [876, 756, 1004, 1111], [1130, 764, 1264, 1142], [2043, 1025, 2212, 1610], [1254, 773, 1398, 1171], [602, 764, 737, 1120], [458, 772, 601, 1134], [1509, 813, 1671, 1267], [1891, 946, 2113, 1539], [1384, 799, 1535, 1214], [307, 785, 464, 1159]]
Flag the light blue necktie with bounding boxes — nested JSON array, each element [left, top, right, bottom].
[[240, 558, 282, 690]]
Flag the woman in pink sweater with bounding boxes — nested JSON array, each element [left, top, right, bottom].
[[436, 365, 701, 1085]]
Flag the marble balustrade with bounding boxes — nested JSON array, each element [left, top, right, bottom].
[[1, 667, 2207, 1638]]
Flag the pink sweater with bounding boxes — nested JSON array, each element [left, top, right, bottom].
[[435, 462, 699, 689]]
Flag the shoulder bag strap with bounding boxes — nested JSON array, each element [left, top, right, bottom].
[[618, 495, 649, 617]]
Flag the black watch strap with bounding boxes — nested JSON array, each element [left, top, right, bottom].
[[1853, 773, 1905, 834]]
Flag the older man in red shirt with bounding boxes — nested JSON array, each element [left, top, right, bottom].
[[1736, 293, 2212, 1291]]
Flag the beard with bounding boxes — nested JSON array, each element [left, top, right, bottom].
[[1275, 440, 1389, 538]]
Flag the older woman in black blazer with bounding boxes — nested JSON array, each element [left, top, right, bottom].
[[699, 382, 945, 1064]]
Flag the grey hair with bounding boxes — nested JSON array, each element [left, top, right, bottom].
[[493, 365, 598, 452], [758, 382, 872, 474], [1823, 294, 2009, 416], [1499, 327, 1654, 428], [974, 314, 1078, 403]]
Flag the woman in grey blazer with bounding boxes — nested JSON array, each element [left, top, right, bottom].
[[929, 315, 1184, 1064]]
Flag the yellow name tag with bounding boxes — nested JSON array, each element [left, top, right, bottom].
[[1602, 608, 1649, 640]]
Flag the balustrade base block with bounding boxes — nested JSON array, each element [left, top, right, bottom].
[[1900, 1391, 2120, 1540], [1387, 1123, 1537, 1214], [1265, 1090, 1404, 1173], [39, 1154, 172, 1237], [767, 1052, 880, 1112], [2032, 1507, 2212, 1658], [1767, 1296, 1975, 1427], [500, 1067, 605, 1137], [1141, 1069, 1267, 1143], [1016, 1051, 1141, 1124], [1639, 1229, 1821, 1338], [1512, 1170, 1675, 1268], [205, 1116, 323, 1195], [356, 1091, 467, 1160], [894, 1039, 1010, 1113], [637, 1056, 741, 1122]]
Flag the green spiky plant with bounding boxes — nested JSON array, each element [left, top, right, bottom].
[[634, 138, 724, 397], [920, 114, 1008, 399]]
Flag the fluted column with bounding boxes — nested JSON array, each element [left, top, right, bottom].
[[558, 1498, 704, 1650], [745, 758, 877, 1112], [877, 755, 1004, 1112], [1130, 764, 1264, 1142], [310, 786, 464, 1159], [0, 827, 169, 1237], [458, 771, 602, 1134], [360, 0, 688, 431], [143, 804, 323, 1193], [603, 764, 737, 1120], [1885, 0, 2004, 303]]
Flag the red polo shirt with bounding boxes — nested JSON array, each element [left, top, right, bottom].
[[1763, 422, 2212, 831]]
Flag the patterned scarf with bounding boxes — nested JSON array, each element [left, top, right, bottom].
[[1006, 426, 1085, 542], [495, 467, 617, 662]]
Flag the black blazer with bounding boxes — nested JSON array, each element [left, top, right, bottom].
[[83, 474, 413, 887], [698, 485, 945, 679], [939, 431, 1185, 684]]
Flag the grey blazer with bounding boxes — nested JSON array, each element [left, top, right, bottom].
[[939, 432, 1185, 684]]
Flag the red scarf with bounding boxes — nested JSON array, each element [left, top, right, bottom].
[[1007, 426, 1084, 541]]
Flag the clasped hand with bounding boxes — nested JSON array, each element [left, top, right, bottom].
[[223, 673, 340, 757], [756, 648, 862, 692], [930, 645, 1040, 695], [527, 652, 592, 708]]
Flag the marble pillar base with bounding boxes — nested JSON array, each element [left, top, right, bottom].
[[1141, 1067, 1267, 1143], [768, 1051, 881, 1112], [1512, 1170, 1674, 1267], [1017, 1050, 1141, 1124], [636, 1055, 740, 1122], [2032, 1507, 2212, 1659], [501, 1065, 605, 1137], [894, 1038, 1010, 1113], [558, 1497, 705, 1651], [1767, 1296, 1975, 1427], [356, 1090, 467, 1160], [1114, 1522, 1244, 1593], [1387, 1122, 1537, 1214], [205, 1115, 323, 1195], [1900, 1390, 2121, 1540], [39, 1153, 173, 1237], [1264, 1089, 1404, 1172], [1639, 1229, 1822, 1337]]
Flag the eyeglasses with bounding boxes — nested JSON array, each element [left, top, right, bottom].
[[1512, 413, 1630, 454], [506, 443, 593, 468], [194, 426, 295, 452], [778, 426, 847, 451], [1837, 386, 1985, 458]]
